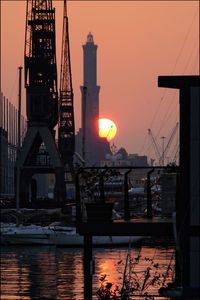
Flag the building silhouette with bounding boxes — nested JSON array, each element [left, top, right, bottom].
[[0, 92, 26, 198]]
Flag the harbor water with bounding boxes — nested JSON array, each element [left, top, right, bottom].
[[1, 244, 175, 299]]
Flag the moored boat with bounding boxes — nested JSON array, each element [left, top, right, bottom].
[[0, 223, 142, 246]]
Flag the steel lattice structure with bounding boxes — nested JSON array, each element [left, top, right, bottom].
[[16, 0, 66, 206], [58, 0, 75, 166], [25, 0, 58, 129]]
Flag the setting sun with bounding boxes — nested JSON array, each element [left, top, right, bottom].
[[99, 118, 117, 141]]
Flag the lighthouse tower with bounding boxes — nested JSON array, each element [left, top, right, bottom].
[[80, 33, 110, 166], [81, 32, 100, 141]]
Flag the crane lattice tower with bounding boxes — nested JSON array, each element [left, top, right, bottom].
[[16, 0, 66, 206], [58, 0, 75, 169]]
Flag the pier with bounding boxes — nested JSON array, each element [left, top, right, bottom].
[[75, 165, 177, 299]]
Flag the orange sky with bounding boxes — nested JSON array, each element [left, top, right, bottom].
[[1, 1, 199, 158]]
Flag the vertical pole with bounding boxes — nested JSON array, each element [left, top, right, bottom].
[[3, 96, 5, 130], [6, 98, 8, 135], [14, 108, 16, 159], [12, 104, 15, 194], [8, 102, 11, 144], [124, 169, 132, 220], [0, 94, 2, 197], [84, 235, 93, 300], [147, 168, 154, 218], [10, 104, 12, 189], [178, 88, 190, 287], [10, 104, 12, 194], [16, 66, 22, 211], [161, 136, 165, 166], [6, 98, 8, 194], [75, 171, 82, 224], [82, 86, 87, 164], [3, 96, 5, 194], [0, 93, 3, 128], [197, 0, 200, 76], [22, 116, 25, 142], [9, 103, 12, 144], [15, 108, 17, 150], [8, 102, 11, 195], [175, 172, 181, 285]]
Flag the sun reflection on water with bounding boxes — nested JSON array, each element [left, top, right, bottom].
[[1, 246, 175, 300]]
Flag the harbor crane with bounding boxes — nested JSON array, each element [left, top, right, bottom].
[[148, 128, 162, 164], [15, 0, 75, 206], [148, 122, 179, 165], [163, 122, 179, 163], [59, 0, 75, 170]]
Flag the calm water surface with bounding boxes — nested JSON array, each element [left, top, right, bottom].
[[1, 245, 174, 299]]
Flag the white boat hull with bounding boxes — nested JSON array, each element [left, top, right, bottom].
[[1, 224, 142, 246]]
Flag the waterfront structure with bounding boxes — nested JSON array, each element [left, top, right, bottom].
[[0, 92, 26, 198], [75, 165, 176, 300], [76, 33, 110, 166], [158, 75, 200, 298]]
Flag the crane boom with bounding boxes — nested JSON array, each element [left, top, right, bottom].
[[163, 122, 179, 158], [58, 0, 75, 166], [148, 128, 161, 163]]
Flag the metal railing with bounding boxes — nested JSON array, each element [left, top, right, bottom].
[[75, 165, 179, 224]]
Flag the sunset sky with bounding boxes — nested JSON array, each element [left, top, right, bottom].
[[1, 1, 199, 159]]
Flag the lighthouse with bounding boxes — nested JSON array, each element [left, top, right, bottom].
[[79, 33, 110, 166]]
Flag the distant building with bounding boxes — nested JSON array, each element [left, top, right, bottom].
[[101, 149, 149, 167], [100, 149, 149, 190], [75, 33, 111, 166], [128, 153, 148, 167]]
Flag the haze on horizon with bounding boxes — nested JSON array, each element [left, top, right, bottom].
[[1, 1, 199, 160]]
